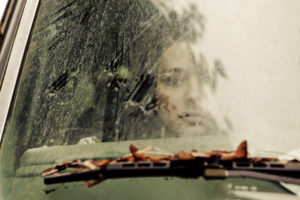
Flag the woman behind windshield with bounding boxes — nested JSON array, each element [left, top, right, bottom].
[[7, 0, 228, 148], [103, 1, 228, 141]]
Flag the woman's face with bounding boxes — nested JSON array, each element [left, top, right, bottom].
[[157, 41, 208, 136]]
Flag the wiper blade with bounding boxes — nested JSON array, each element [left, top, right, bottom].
[[42, 141, 300, 187], [43, 159, 300, 186], [44, 160, 198, 184]]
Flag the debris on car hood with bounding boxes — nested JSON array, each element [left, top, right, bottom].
[[42, 140, 298, 187]]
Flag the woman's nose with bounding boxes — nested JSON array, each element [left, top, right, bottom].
[[184, 79, 202, 108]]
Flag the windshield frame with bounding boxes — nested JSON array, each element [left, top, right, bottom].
[[0, 0, 40, 144], [1, 1, 300, 199]]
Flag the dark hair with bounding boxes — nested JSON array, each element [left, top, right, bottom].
[[101, 1, 208, 141]]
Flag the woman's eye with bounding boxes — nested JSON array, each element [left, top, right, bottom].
[[162, 77, 183, 86]]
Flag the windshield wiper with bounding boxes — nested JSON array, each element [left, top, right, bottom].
[[42, 141, 300, 187]]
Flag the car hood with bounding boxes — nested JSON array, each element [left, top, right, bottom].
[[1, 135, 299, 200]]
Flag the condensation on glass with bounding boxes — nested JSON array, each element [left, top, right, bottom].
[[3, 0, 227, 152]]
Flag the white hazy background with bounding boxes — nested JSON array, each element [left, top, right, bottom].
[[198, 0, 300, 151]]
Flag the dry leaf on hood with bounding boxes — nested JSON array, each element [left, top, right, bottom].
[[235, 140, 248, 159], [178, 151, 194, 160]]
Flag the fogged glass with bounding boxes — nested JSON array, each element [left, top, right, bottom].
[[6, 0, 227, 151]]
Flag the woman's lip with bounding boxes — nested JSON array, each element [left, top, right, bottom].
[[178, 113, 204, 126], [178, 113, 202, 118]]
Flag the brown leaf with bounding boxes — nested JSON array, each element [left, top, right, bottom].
[[130, 144, 139, 154], [134, 152, 147, 161], [288, 159, 300, 163], [95, 160, 110, 166], [41, 160, 85, 176], [41, 167, 58, 176], [178, 151, 194, 160], [129, 144, 147, 161], [148, 155, 171, 162], [205, 150, 228, 157], [84, 174, 105, 187], [147, 156, 162, 162], [124, 155, 135, 162], [84, 160, 99, 169], [191, 152, 208, 158], [235, 140, 248, 159], [220, 152, 236, 160]]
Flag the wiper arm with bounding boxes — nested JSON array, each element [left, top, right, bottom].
[[44, 160, 197, 184], [42, 141, 300, 186], [44, 159, 300, 185]]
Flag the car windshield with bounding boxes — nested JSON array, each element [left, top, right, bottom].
[[1, 0, 300, 199]]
